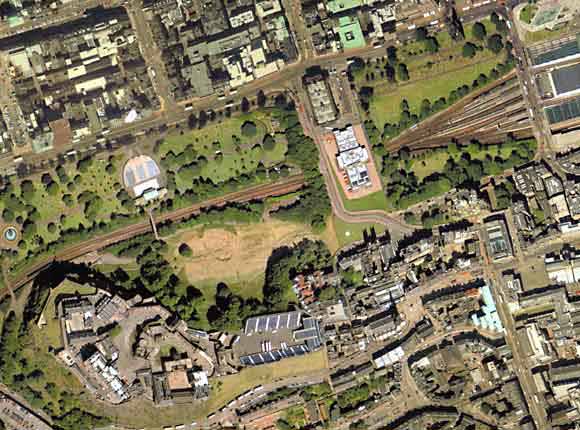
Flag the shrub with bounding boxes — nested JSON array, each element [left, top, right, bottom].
[[241, 121, 257, 137], [178, 243, 193, 257]]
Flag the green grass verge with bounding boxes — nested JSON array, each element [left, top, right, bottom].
[[332, 215, 387, 248], [525, 24, 571, 43]]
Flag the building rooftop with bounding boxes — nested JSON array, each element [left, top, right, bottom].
[[123, 155, 162, 198], [326, 0, 362, 14], [470, 285, 504, 332], [305, 75, 337, 125], [484, 218, 513, 261], [551, 63, 580, 97], [237, 311, 323, 366], [337, 15, 366, 50]]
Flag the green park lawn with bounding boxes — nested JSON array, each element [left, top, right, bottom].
[[183, 273, 265, 330], [354, 19, 508, 129], [368, 56, 501, 128], [0, 154, 130, 270], [520, 4, 538, 24], [406, 143, 523, 182], [332, 215, 387, 248], [160, 111, 287, 191]]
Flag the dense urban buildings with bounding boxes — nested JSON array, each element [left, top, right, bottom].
[[3, 0, 580, 429]]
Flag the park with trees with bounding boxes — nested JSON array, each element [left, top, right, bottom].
[[381, 137, 537, 209], [350, 15, 515, 143]]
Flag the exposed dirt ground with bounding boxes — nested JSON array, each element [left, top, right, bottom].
[[176, 220, 322, 283]]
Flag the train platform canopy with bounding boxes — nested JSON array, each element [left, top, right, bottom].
[[531, 35, 580, 66], [551, 63, 580, 96], [545, 97, 580, 124]]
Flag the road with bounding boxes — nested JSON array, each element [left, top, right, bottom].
[[0, 0, 512, 173], [506, 5, 554, 160], [478, 208, 550, 430], [126, 0, 176, 114], [288, 80, 417, 242]]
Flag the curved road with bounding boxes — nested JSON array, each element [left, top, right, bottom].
[[318, 155, 416, 242], [290, 87, 417, 241]]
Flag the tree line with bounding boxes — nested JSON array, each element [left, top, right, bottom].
[[383, 138, 536, 209]]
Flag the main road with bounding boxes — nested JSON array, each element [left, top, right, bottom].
[[505, 3, 554, 159]]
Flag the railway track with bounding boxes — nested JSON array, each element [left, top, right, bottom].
[[8, 175, 305, 291], [381, 71, 538, 153]]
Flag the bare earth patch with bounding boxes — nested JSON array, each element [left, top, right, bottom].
[[176, 220, 320, 283]]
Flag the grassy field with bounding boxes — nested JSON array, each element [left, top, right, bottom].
[[411, 151, 449, 181], [407, 144, 522, 182], [99, 349, 328, 428], [160, 111, 287, 190], [332, 215, 387, 248], [520, 4, 538, 24], [0, 152, 133, 275], [368, 57, 502, 128], [355, 20, 507, 128], [344, 190, 389, 212]]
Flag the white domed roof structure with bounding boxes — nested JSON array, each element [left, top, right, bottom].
[[123, 155, 162, 199]]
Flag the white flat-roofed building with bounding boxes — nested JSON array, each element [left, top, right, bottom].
[[133, 178, 160, 198], [333, 125, 372, 189], [346, 165, 369, 188], [334, 126, 359, 152], [230, 10, 254, 28], [337, 146, 369, 169], [373, 345, 404, 369], [75, 76, 107, 93]]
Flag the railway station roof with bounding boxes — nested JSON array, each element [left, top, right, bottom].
[[551, 63, 580, 96]]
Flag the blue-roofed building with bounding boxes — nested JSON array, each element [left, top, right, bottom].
[[470, 284, 504, 333], [235, 311, 324, 366]]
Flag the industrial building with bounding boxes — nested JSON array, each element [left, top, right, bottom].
[[234, 311, 324, 366]]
